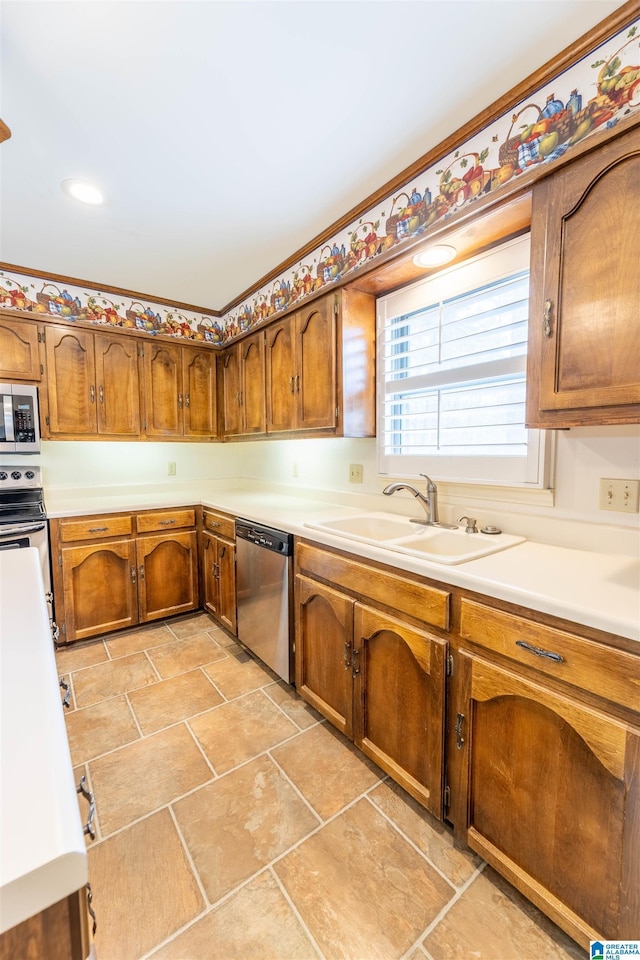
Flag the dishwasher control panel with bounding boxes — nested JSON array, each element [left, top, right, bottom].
[[235, 520, 293, 556]]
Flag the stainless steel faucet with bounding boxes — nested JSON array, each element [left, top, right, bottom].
[[382, 474, 457, 528]]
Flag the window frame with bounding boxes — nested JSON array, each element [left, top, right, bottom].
[[376, 235, 550, 489]]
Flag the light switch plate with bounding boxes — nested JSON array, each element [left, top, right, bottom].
[[599, 478, 639, 512]]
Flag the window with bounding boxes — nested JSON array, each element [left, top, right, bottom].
[[377, 235, 547, 486]]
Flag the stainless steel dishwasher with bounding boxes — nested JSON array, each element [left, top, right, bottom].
[[235, 519, 294, 683]]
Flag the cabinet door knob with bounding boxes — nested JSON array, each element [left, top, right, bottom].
[[178, 394, 183, 408], [542, 299, 553, 338], [185, 393, 190, 408], [90, 384, 95, 403], [139, 564, 145, 581], [98, 385, 104, 404], [130, 565, 137, 583]]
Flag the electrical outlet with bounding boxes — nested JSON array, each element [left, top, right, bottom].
[[349, 463, 363, 484], [168, 462, 176, 477], [599, 478, 639, 512]]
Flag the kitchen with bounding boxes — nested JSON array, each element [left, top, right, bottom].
[[1, 2, 639, 958]]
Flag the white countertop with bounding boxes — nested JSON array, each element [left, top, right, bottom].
[[45, 483, 640, 644], [0, 549, 87, 934]]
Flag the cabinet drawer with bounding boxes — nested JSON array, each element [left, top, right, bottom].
[[136, 508, 196, 533], [58, 514, 133, 542], [297, 541, 449, 630], [203, 509, 235, 539], [460, 599, 640, 714]]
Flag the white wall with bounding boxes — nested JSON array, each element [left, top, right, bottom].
[[9, 425, 637, 555], [32, 440, 240, 490]]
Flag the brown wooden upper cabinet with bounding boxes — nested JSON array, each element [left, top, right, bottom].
[[46, 326, 141, 437], [141, 340, 216, 438], [220, 331, 265, 438], [267, 288, 376, 438], [0, 313, 44, 382], [527, 124, 640, 427]]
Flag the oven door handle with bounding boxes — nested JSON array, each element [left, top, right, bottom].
[[0, 522, 47, 537]]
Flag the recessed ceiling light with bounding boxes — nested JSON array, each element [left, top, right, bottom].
[[412, 244, 457, 268], [61, 179, 105, 205]]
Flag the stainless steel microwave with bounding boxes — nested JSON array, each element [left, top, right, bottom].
[[0, 383, 41, 453]]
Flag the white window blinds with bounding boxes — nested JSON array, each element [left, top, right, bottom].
[[378, 236, 545, 485]]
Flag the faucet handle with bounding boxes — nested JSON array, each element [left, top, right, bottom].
[[458, 516, 478, 534]]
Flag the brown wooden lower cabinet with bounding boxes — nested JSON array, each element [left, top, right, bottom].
[[457, 650, 640, 947], [0, 886, 92, 960], [51, 508, 200, 642], [295, 543, 448, 819]]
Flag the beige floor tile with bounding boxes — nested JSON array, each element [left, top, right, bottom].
[[89, 723, 213, 835], [55, 637, 108, 674], [271, 722, 384, 819], [275, 798, 455, 960], [209, 626, 239, 648], [65, 694, 140, 764], [89, 808, 204, 960], [128, 668, 224, 734], [148, 631, 227, 678], [189, 689, 299, 773], [369, 779, 483, 887], [202, 653, 278, 699], [104, 621, 175, 658], [168, 612, 216, 639], [424, 868, 586, 960], [264, 680, 324, 729], [151, 870, 319, 960], [173, 754, 320, 904], [72, 651, 158, 708]]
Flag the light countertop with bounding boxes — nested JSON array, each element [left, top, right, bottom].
[[45, 483, 640, 644], [0, 549, 87, 934]]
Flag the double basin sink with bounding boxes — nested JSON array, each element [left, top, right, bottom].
[[305, 512, 525, 564]]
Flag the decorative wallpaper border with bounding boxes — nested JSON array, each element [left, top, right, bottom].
[[1, 19, 638, 345], [220, 19, 639, 340]]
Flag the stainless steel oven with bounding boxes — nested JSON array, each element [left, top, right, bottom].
[[0, 465, 53, 625], [0, 383, 41, 454]]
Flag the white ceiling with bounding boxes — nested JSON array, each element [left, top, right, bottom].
[[0, 0, 625, 311]]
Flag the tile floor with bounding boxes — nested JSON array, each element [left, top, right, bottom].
[[56, 613, 587, 960]]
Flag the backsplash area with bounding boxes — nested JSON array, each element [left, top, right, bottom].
[[15, 426, 639, 557]]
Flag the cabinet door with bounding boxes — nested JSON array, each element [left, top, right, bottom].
[[94, 334, 141, 436], [0, 315, 42, 381], [528, 126, 640, 426], [183, 347, 216, 437], [61, 539, 138, 641], [221, 344, 242, 438], [46, 326, 97, 435], [138, 531, 199, 622], [240, 334, 265, 434], [353, 604, 446, 818], [216, 537, 237, 635], [265, 319, 296, 433], [295, 575, 354, 737], [142, 342, 183, 436], [461, 651, 640, 945], [297, 296, 337, 431]]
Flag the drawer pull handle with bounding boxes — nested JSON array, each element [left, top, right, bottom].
[[86, 882, 97, 936], [178, 393, 183, 408], [98, 385, 104, 404], [139, 564, 145, 581], [89, 384, 95, 403], [59, 676, 71, 709], [88, 526, 108, 533], [130, 565, 137, 583], [455, 712, 465, 749], [542, 299, 553, 338], [516, 640, 564, 663], [159, 518, 176, 525], [77, 775, 96, 840], [207, 520, 220, 528]]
